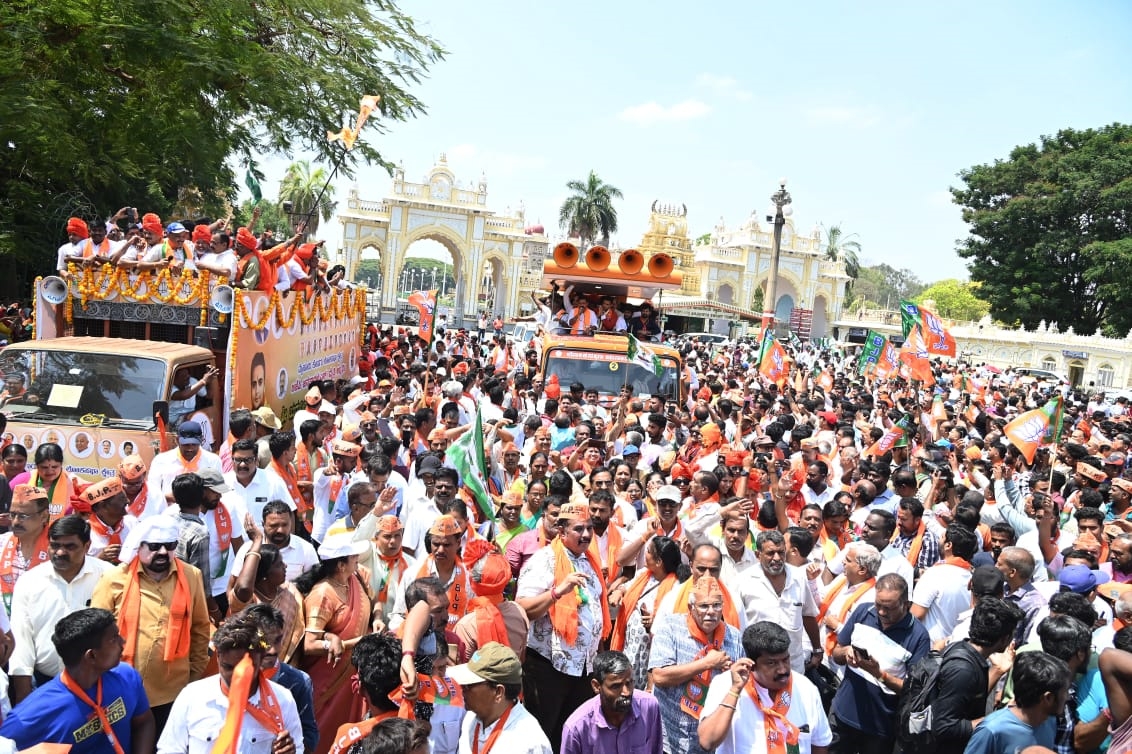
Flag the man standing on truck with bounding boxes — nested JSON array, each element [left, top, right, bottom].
[[232, 226, 272, 292]]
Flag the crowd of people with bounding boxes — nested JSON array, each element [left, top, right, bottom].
[[55, 209, 351, 295], [2, 317, 1132, 754]]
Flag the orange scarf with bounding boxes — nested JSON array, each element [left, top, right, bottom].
[[328, 711, 399, 754], [30, 470, 72, 521], [467, 592, 508, 651], [212, 503, 233, 578], [816, 576, 876, 654], [672, 576, 741, 630], [82, 238, 111, 259], [588, 525, 622, 585], [548, 537, 611, 645], [819, 529, 848, 563], [746, 674, 799, 754], [472, 703, 513, 754], [61, 670, 126, 754], [89, 516, 125, 547], [416, 557, 467, 624], [609, 571, 677, 651], [935, 556, 972, 570], [899, 520, 926, 567], [376, 552, 408, 606], [271, 460, 302, 510], [119, 558, 192, 665], [0, 530, 49, 611], [126, 483, 149, 518], [177, 449, 202, 474], [680, 613, 725, 719], [211, 654, 284, 754]]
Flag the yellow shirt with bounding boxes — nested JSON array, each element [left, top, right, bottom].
[[91, 560, 211, 706]]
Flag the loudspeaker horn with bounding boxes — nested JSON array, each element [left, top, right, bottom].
[[553, 242, 579, 268], [209, 284, 234, 314], [618, 249, 644, 275], [648, 253, 674, 278], [585, 245, 611, 272], [40, 276, 68, 305]]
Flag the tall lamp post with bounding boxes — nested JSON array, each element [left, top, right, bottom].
[[760, 179, 793, 335]]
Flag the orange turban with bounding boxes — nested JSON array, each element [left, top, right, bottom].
[[141, 213, 163, 236], [235, 227, 258, 251], [700, 423, 722, 450], [192, 224, 212, 245], [293, 243, 317, 262], [66, 217, 89, 240]]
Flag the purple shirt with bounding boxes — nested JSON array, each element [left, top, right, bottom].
[[560, 690, 663, 754]]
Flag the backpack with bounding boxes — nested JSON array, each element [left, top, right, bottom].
[[896, 644, 954, 754]]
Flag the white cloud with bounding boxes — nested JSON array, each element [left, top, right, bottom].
[[618, 99, 712, 126], [696, 73, 752, 101], [804, 105, 882, 128]]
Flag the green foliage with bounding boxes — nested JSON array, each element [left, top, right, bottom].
[[953, 123, 1132, 334], [913, 279, 990, 322], [354, 259, 383, 289], [849, 264, 925, 309], [558, 171, 623, 250], [233, 200, 290, 236], [822, 224, 861, 279], [278, 161, 336, 235], [750, 284, 765, 313], [0, 0, 443, 294]]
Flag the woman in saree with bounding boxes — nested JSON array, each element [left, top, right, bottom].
[[297, 532, 381, 754], [228, 529, 305, 663], [608, 535, 681, 689]]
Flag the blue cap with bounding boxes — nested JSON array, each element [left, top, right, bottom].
[[165, 222, 188, 234], [177, 420, 204, 445], [623, 445, 640, 456], [1059, 564, 1110, 594]]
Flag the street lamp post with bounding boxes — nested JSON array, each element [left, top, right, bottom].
[[760, 179, 793, 335]]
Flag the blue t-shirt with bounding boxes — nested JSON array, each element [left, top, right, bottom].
[[963, 706, 1055, 754], [0, 664, 150, 753], [830, 604, 931, 737]]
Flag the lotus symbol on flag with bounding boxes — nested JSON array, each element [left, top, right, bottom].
[[1015, 415, 1049, 444]]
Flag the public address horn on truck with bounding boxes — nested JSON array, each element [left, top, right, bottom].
[[40, 276, 68, 305], [585, 245, 611, 272], [209, 284, 234, 314], [648, 252, 675, 278], [618, 249, 644, 275], [553, 242, 579, 268]]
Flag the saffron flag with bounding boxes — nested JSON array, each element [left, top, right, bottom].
[[445, 409, 495, 522], [627, 333, 664, 376], [408, 289, 438, 347], [1003, 396, 1064, 464], [899, 326, 936, 385], [758, 330, 790, 387], [865, 414, 915, 458], [875, 339, 900, 380], [918, 304, 957, 358], [328, 94, 381, 151]]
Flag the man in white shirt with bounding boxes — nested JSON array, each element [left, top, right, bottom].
[[148, 421, 223, 501], [224, 438, 294, 527], [911, 525, 978, 643], [449, 642, 552, 754], [8, 514, 112, 706], [228, 500, 318, 585], [56, 217, 88, 274]]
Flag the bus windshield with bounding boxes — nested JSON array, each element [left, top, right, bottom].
[[545, 350, 680, 401], [0, 347, 167, 424]]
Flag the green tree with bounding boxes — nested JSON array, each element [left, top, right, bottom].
[[849, 263, 924, 309], [232, 200, 290, 236], [822, 224, 861, 279], [952, 123, 1132, 334], [914, 279, 990, 322], [354, 259, 383, 289], [558, 171, 623, 250], [279, 160, 336, 235], [0, 0, 442, 295]]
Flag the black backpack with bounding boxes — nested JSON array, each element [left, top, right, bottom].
[[896, 644, 955, 754]]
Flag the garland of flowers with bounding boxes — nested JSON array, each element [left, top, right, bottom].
[[198, 271, 211, 327], [62, 266, 227, 309]]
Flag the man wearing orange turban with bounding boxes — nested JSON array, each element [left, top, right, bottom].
[[233, 227, 272, 292], [114, 212, 171, 272], [56, 217, 90, 274]]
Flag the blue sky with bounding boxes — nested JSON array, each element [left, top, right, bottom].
[[258, 0, 1132, 283]]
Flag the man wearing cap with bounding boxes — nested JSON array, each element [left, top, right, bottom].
[[449, 641, 551, 754], [0, 484, 53, 616], [312, 438, 362, 544], [402, 459, 454, 557], [149, 419, 223, 502], [188, 469, 247, 620], [1108, 477, 1132, 523], [225, 438, 294, 532], [292, 386, 325, 435], [251, 406, 282, 469], [618, 484, 689, 571], [393, 514, 471, 630], [77, 476, 134, 563], [455, 541, 530, 661], [8, 515, 113, 706], [118, 454, 163, 521], [232, 226, 272, 291], [92, 515, 211, 734], [516, 501, 610, 748], [649, 575, 743, 754]]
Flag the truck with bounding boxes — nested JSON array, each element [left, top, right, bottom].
[[7, 264, 365, 478], [537, 243, 686, 405]]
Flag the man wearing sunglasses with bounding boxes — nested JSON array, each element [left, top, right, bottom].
[[92, 515, 211, 738]]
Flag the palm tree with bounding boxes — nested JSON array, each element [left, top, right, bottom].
[[558, 171, 623, 250], [278, 160, 336, 234], [823, 223, 862, 299]]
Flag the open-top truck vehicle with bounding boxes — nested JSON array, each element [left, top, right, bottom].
[[538, 243, 686, 405], [5, 265, 365, 478]]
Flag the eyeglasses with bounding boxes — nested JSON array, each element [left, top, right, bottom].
[[143, 541, 178, 552], [233, 457, 256, 466], [693, 602, 724, 612]]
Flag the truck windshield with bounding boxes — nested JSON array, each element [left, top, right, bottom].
[[545, 351, 680, 401], [0, 348, 166, 423]]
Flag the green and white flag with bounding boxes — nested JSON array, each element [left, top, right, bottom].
[[445, 408, 495, 522], [245, 167, 263, 204], [627, 333, 663, 376]]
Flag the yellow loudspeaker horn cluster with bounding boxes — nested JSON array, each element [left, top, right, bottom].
[[553, 242, 579, 268], [648, 253, 674, 278], [618, 249, 644, 275], [585, 246, 611, 272]]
